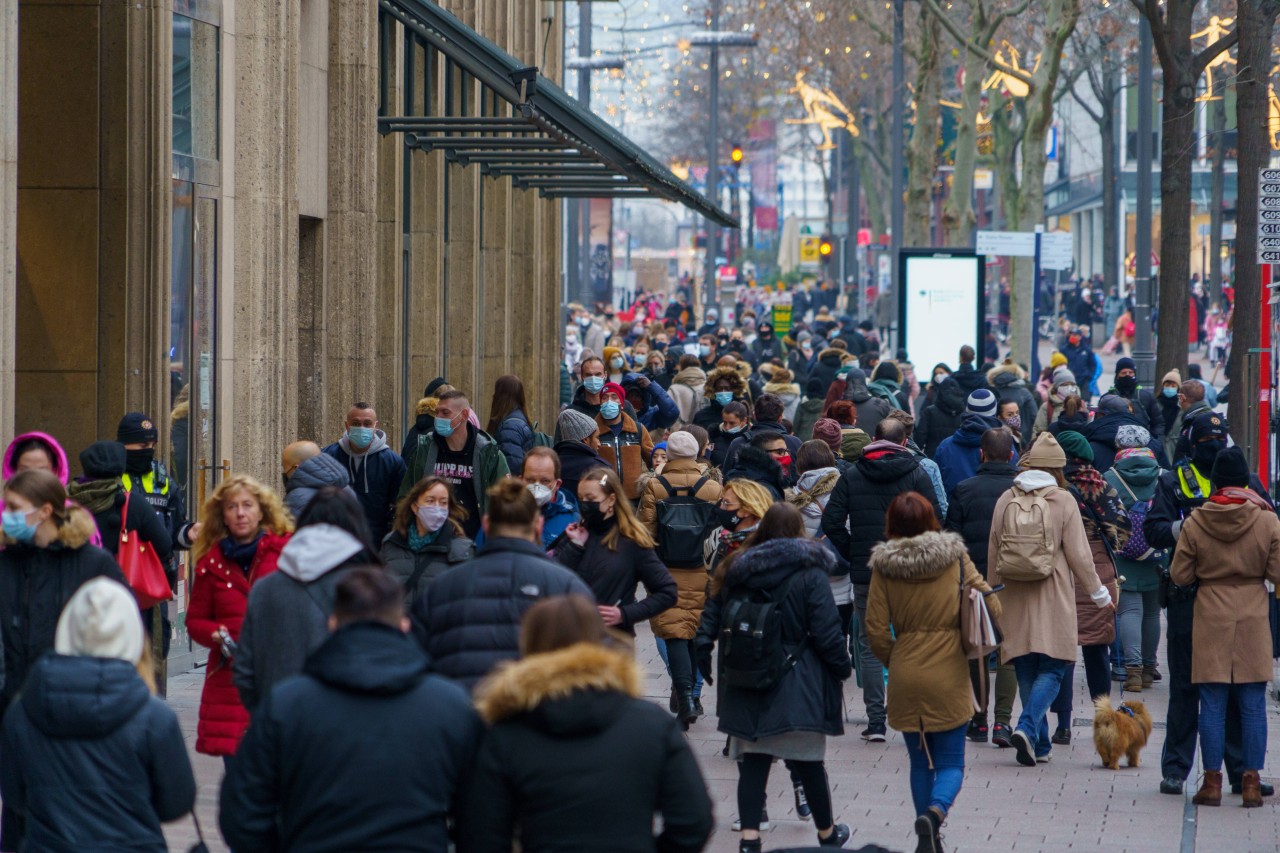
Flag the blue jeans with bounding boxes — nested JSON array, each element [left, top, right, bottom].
[[902, 724, 967, 817], [1199, 682, 1268, 772], [1012, 653, 1069, 758]]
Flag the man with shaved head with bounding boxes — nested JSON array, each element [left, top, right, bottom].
[[281, 440, 352, 518], [323, 402, 407, 542]]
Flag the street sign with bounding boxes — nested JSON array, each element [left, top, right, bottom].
[[771, 304, 792, 339], [856, 228, 872, 247], [1260, 223, 1280, 236], [1039, 232, 1073, 270], [976, 230, 1036, 257], [1261, 237, 1280, 251], [1259, 169, 1280, 261], [1260, 250, 1280, 264], [974, 168, 994, 191], [799, 236, 821, 264]]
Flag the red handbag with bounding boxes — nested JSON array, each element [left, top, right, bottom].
[[117, 490, 172, 610]]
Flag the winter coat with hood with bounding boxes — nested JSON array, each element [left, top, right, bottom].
[[866, 531, 1000, 733], [987, 360, 1038, 446], [221, 622, 482, 853], [788, 466, 852, 606], [188, 531, 289, 755], [67, 441, 174, 566], [1080, 411, 1170, 474], [285, 453, 355, 519], [2, 432, 71, 485], [933, 413, 1017, 498], [1106, 383, 1164, 437], [1032, 376, 1080, 438], [792, 394, 825, 444], [463, 642, 713, 853], [493, 408, 535, 474], [841, 368, 892, 438], [696, 538, 852, 740], [763, 378, 803, 422], [0, 510, 124, 715], [594, 409, 655, 500], [668, 365, 707, 427], [723, 420, 803, 474], [1063, 460, 1127, 646], [812, 347, 848, 393], [987, 470, 1109, 663], [379, 523, 475, 600], [821, 440, 942, 586], [233, 524, 371, 711], [951, 363, 988, 397], [915, 377, 967, 457], [553, 527, 677, 635], [622, 372, 680, 431], [944, 459, 1020, 577], [409, 537, 593, 691], [324, 430, 408, 544], [638, 458, 723, 640], [398, 422, 512, 515], [840, 427, 871, 463], [724, 444, 788, 501], [554, 439, 609, 502], [1103, 452, 1167, 592], [1169, 492, 1280, 684], [0, 655, 195, 853]]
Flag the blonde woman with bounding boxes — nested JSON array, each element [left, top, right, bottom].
[[188, 475, 293, 759], [707, 479, 775, 590], [555, 468, 677, 641]]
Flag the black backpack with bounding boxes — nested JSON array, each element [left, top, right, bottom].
[[718, 572, 806, 691], [653, 475, 714, 568]]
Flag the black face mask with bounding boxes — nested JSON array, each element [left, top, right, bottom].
[[1192, 439, 1225, 473], [579, 500, 615, 534], [125, 448, 155, 476], [715, 507, 740, 529], [1115, 375, 1137, 395]]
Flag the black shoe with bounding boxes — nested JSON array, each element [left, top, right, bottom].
[[693, 697, 705, 717], [966, 719, 989, 743], [861, 726, 887, 742], [722, 735, 730, 757], [1231, 781, 1276, 796], [991, 722, 1013, 748], [677, 689, 698, 729], [818, 823, 851, 848], [914, 808, 943, 853], [738, 839, 763, 853], [669, 688, 678, 714], [1051, 727, 1071, 745], [794, 782, 812, 821], [1011, 730, 1036, 767], [1160, 776, 1184, 795]]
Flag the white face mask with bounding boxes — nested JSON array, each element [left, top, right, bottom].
[[527, 482, 554, 507], [1058, 384, 1079, 398], [415, 504, 450, 532]]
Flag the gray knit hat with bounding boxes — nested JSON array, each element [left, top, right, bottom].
[[557, 408, 599, 442]]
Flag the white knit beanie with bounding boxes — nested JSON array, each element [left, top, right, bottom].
[[55, 578, 144, 664]]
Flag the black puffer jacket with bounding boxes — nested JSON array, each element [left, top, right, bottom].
[[462, 642, 713, 853], [410, 538, 593, 691], [820, 441, 942, 586], [944, 460, 1019, 577], [553, 530, 677, 634], [0, 513, 125, 714], [841, 369, 891, 438], [724, 444, 788, 499], [951, 363, 988, 396], [554, 440, 608, 503], [0, 655, 195, 852], [915, 377, 967, 457], [1080, 412, 1170, 474], [379, 526, 475, 599], [696, 538, 851, 740], [221, 622, 483, 853]]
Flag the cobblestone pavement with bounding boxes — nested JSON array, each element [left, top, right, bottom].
[[164, 618, 1280, 853]]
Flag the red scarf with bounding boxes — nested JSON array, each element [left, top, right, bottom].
[[1209, 487, 1272, 510]]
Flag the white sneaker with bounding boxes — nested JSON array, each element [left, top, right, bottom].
[[1036, 751, 1053, 764], [732, 810, 770, 832]]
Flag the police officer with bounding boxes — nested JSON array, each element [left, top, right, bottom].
[[1145, 410, 1277, 797], [118, 413, 200, 683]]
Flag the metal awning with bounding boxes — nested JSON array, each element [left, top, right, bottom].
[[377, 0, 737, 227]]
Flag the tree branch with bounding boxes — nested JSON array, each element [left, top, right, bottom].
[[1193, 28, 1239, 76], [920, 0, 1035, 86]]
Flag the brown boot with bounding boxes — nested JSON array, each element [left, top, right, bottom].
[[1242, 771, 1263, 808], [1124, 667, 1144, 692], [1193, 770, 1223, 806], [1141, 665, 1156, 688]]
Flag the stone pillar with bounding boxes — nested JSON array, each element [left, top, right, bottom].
[[231, 0, 301, 481], [0, 0, 15, 445]]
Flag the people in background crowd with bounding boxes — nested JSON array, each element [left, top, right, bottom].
[[379, 476, 475, 599], [324, 401, 407, 544]]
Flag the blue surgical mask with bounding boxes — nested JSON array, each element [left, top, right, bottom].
[[347, 426, 375, 450], [583, 376, 605, 394], [700, 344, 713, 357], [600, 400, 621, 420], [722, 423, 744, 435], [434, 415, 456, 438], [2, 509, 38, 544], [610, 357, 625, 370], [714, 391, 734, 406], [1163, 387, 1178, 398]]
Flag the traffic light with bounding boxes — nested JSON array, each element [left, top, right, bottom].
[[818, 235, 834, 266], [730, 144, 744, 165]]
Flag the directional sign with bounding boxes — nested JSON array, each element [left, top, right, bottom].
[[976, 230, 1036, 258], [1260, 250, 1280, 264], [1260, 169, 1280, 261], [1262, 237, 1280, 251], [1040, 232, 1074, 270]]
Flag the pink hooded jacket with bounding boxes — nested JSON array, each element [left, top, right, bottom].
[[3, 431, 103, 547]]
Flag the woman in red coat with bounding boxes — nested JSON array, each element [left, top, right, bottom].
[[188, 475, 293, 759]]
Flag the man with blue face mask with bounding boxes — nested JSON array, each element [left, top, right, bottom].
[[568, 356, 638, 426], [399, 390, 510, 538], [324, 402, 406, 544]]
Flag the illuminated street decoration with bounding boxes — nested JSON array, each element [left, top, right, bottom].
[[785, 72, 859, 151], [1192, 16, 1235, 102], [982, 43, 1036, 99]]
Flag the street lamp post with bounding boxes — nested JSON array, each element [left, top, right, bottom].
[[1133, 18, 1155, 387], [890, 0, 905, 337]]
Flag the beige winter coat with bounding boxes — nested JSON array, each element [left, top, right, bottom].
[[987, 471, 1108, 663], [1169, 493, 1280, 684], [669, 367, 707, 427]]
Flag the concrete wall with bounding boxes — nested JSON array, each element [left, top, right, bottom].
[[0, 0, 16, 446]]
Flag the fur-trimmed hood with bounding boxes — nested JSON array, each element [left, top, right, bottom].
[[868, 530, 967, 582], [986, 358, 1028, 386], [475, 642, 641, 726], [763, 381, 801, 398], [703, 366, 747, 399], [415, 396, 439, 417], [725, 537, 835, 591]]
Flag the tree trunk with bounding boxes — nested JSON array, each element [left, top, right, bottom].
[[905, 9, 941, 247], [942, 42, 986, 246], [1100, 72, 1120, 298], [1231, 0, 1280, 458], [1207, 74, 1227, 310], [1154, 53, 1197, 377]]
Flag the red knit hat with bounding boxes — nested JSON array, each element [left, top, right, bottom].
[[601, 382, 627, 403]]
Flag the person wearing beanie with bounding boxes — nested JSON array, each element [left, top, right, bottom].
[[1058, 325, 1098, 402], [933, 390, 1018, 499], [67, 442, 174, 572], [1106, 357, 1164, 436], [603, 346, 627, 384], [593, 381, 655, 500], [554, 409, 609, 502], [1050, 352, 1068, 371], [988, 432, 1112, 768], [1157, 369, 1184, 447], [810, 418, 849, 470], [1032, 368, 1081, 440], [1168, 446, 1280, 808], [639, 431, 723, 724], [0, 578, 196, 852], [1080, 395, 1169, 475], [916, 374, 968, 458]]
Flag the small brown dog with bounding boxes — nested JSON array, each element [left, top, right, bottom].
[[1093, 696, 1153, 769]]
